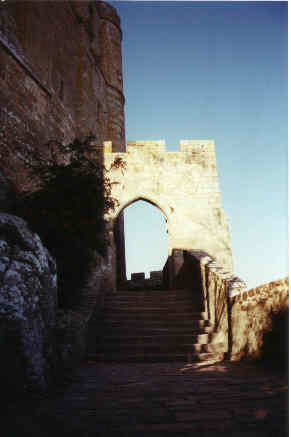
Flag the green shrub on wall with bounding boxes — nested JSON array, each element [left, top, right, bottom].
[[11, 137, 120, 308]]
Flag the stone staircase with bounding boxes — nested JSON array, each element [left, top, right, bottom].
[[88, 289, 226, 363]]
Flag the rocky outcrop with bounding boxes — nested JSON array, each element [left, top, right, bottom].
[[0, 213, 57, 395]]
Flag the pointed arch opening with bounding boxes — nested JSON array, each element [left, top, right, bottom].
[[115, 198, 169, 283]]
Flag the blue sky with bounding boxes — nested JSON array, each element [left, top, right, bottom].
[[111, 1, 288, 288]]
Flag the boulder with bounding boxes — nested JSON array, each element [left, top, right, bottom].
[[0, 213, 57, 396]]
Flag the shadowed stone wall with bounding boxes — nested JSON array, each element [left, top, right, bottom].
[[0, 1, 126, 387], [0, 1, 125, 192], [104, 139, 233, 283], [0, 0, 126, 301], [229, 277, 289, 360], [176, 250, 289, 362]]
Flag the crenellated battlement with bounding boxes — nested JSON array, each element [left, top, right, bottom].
[[179, 140, 215, 153], [127, 140, 166, 153], [101, 140, 215, 154], [104, 136, 232, 273]]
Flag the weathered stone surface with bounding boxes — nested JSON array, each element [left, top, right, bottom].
[[56, 250, 110, 371], [164, 250, 246, 349], [229, 277, 289, 360], [167, 250, 288, 363], [0, 169, 15, 212], [0, 213, 57, 394], [0, 1, 125, 192], [104, 140, 233, 275], [150, 271, 163, 280], [3, 361, 288, 436], [131, 272, 145, 281], [0, 1, 127, 379]]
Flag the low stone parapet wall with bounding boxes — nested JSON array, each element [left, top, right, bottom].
[[229, 277, 289, 360], [186, 250, 247, 351], [171, 250, 289, 362]]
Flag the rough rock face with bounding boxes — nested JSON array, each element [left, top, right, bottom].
[[0, 170, 15, 212], [0, 214, 57, 395], [0, 1, 125, 192]]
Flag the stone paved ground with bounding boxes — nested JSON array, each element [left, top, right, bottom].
[[3, 360, 288, 437]]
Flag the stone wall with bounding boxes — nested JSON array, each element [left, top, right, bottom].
[[0, 0, 126, 295], [104, 140, 233, 277], [0, 1, 125, 192], [229, 277, 289, 360], [172, 251, 289, 362], [0, 1, 126, 392], [170, 250, 246, 347]]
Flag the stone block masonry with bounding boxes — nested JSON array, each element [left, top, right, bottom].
[[179, 250, 288, 362], [104, 140, 233, 275], [0, 1, 125, 192], [229, 277, 289, 360]]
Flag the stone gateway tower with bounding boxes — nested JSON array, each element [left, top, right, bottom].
[[104, 139, 233, 287]]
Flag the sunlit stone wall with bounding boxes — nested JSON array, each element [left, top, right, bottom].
[[104, 139, 233, 273]]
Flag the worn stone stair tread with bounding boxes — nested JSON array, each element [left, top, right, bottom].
[[100, 311, 208, 319], [88, 351, 225, 363], [104, 304, 199, 310], [89, 288, 224, 364], [98, 329, 213, 339], [97, 319, 212, 327], [95, 343, 226, 355], [94, 329, 213, 339], [96, 338, 215, 351], [106, 289, 191, 294], [104, 292, 198, 301]]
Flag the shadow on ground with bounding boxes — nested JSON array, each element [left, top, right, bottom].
[[2, 359, 288, 437]]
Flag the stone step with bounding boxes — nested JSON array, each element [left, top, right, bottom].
[[88, 351, 225, 363], [101, 310, 207, 318], [92, 319, 212, 331], [104, 301, 200, 308], [97, 332, 210, 349], [103, 308, 207, 320], [108, 289, 191, 294], [98, 329, 213, 341], [89, 288, 221, 364], [98, 316, 208, 325], [95, 341, 225, 354], [98, 324, 213, 335], [104, 290, 197, 301], [104, 301, 201, 307], [104, 300, 198, 308]]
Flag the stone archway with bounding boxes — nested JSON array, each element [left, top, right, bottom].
[[120, 198, 169, 280], [103, 139, 233, 288]]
